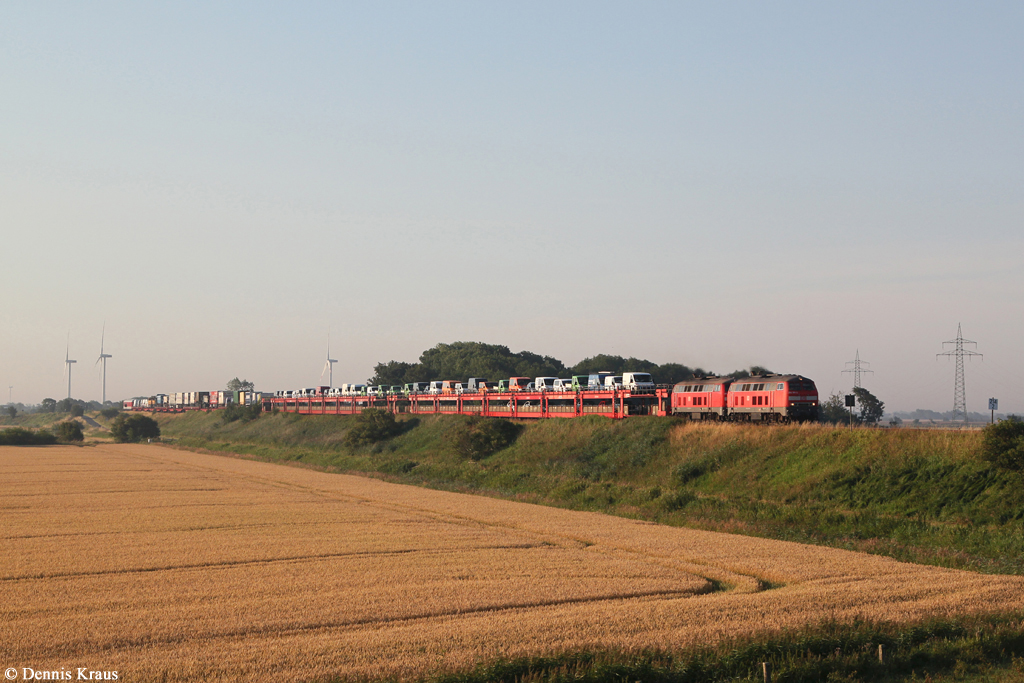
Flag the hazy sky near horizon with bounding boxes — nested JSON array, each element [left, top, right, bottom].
[[1, 2, 1022, 412]]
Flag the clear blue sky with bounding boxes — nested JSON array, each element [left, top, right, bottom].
[[1, 2, 1021, 412]]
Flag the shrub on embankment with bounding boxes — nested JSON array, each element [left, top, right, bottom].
[[155, 411, 1024, 574], [0, 427, 57, 445], [982, 416, 1024, 471], [111, 413, 161, 443], [54, 420, 84, 442]]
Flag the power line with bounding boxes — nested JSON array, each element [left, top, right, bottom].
[[842, 349, 873, 389], [937, 323, 982, 424]]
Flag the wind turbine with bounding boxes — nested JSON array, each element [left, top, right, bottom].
[[63, 334, 77, 400], [321, 332, 337, 387], [96, 323, 113, 404]]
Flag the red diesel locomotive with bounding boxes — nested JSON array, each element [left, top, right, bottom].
[[671, 374, 818, 422]]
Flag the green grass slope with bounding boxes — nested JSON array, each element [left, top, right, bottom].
[[424, 613, 1024, 683], [156, 412, 1024, 575]]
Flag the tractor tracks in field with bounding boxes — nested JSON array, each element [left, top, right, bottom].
[[11, 585, 708, 661], [0, 543, 543, 582], [116, 445, 781, 597]]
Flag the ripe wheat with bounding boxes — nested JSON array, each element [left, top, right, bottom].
[[1, 444, 1021, 682]]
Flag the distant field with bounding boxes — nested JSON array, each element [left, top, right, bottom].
[[2, 444, 1023, 682]]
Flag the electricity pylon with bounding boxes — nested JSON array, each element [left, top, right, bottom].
[[937, 323, 982, 424], [842, 349, 872, 389]]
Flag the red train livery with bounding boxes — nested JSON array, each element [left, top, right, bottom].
[[672, 374, 818, 422]]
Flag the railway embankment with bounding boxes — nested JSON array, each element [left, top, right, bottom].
[[156, 411, 1024, 576]]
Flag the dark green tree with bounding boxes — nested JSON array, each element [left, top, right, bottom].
[[655, 363, 701, 385], [420, 342, 565, 381], [56, 398, 73, 413], [569, 354, 642, 375], [110, 414, 161, 443], [70, 404, 84, 418], [444, 417, 521, 461], [345, 409, 402, 447], [981, 416, 1024, 471], [368, 342, 566, 385], [39, 398, 57, 413], [820, 393, 855, 425], [99, 407, 120, 419], [369, 341, 708, 386], [368, 361, 423, 386], [55, 420, 84, 442], [226, 378, 255, 392], [5, 405, 15, 418], [853, 387, 885, 424]]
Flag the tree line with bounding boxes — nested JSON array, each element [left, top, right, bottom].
[[368, 341, 773, 387], [819, 387, 885, 425]]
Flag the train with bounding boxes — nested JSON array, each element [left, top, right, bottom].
[[123, 390, 266, 411], [125, 372, 819, 423], [670, 374, 819, 422]]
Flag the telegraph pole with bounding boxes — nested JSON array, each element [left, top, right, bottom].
[[843, 350, 873, 388], [937, 324, 982, 425]]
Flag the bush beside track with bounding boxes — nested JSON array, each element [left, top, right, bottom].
[[155, 412, 1024, 576]]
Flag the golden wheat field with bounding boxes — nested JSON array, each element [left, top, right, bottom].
[[1, 444, 1022, 682]]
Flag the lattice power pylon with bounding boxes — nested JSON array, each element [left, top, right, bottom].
[[937, 323, 982, 424], [842, 349, 872, 389]]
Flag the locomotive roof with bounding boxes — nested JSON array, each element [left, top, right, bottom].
[[672, 374, 815, 389], [730, 374, 814, 384], [672, 376, 732, 388]]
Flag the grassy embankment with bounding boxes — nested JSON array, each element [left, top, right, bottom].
[[0, 411, 71, 429], [156, 411, 1024, 577], [421, 613, 1024, 683], [0, 411, 114, 441]]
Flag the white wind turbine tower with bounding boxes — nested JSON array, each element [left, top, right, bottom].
[[63, 334, 77, 400], [96, 323, 113, 404], [321, 332, 337, 388]]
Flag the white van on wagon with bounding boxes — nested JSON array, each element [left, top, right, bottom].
[[622, 372, 655, 392], [534, 377, 558, 392]]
